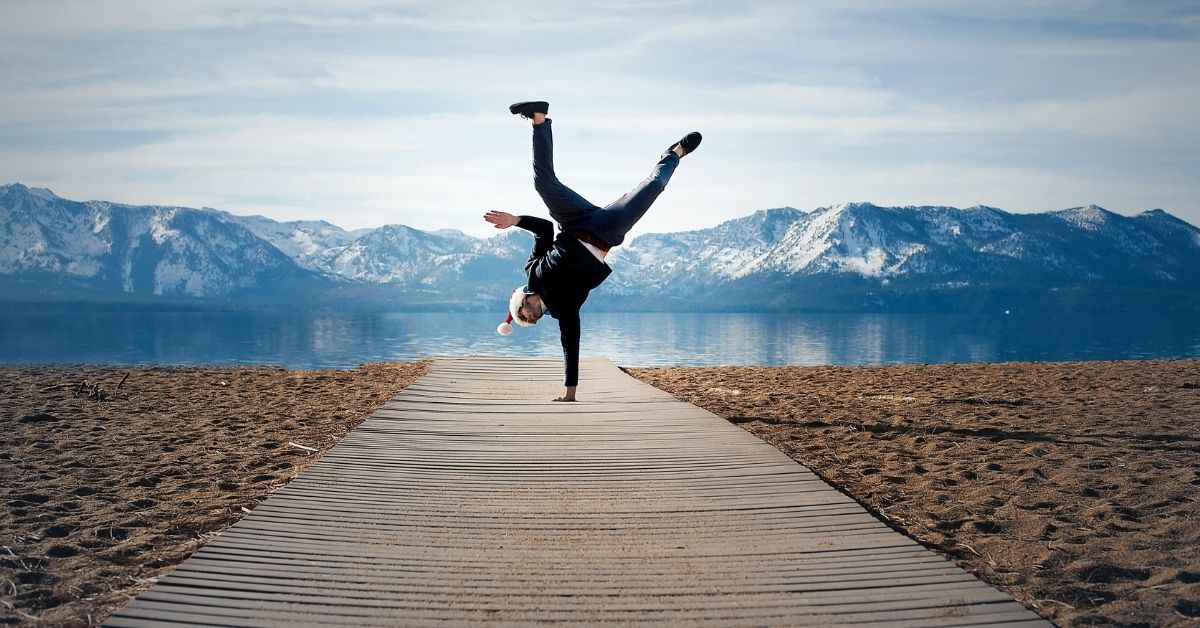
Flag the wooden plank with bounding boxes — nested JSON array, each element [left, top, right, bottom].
[[106, 356, 1048, 626]]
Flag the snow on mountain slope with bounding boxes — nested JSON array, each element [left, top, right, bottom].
[[1, 184, 316, 298], [4, 182, 1198, 306], [314, 224, 468, 283], [0, 184, 111, 278], [613, 201, 1200, 290], [223, 213, 366, 272], [607, 207, 804, 291]]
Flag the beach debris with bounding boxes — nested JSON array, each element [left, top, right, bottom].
[[288, 441, 319, 452], [706, 386, 741, 396], [73, 380, 109, 401], [1035, 598, 1076, 610], [862, 393, 918, 403], [956, 542, 981, 556], [1181, 381, 1199, 389], [19, 412, 59, 423], [117, 372, 130, 389]]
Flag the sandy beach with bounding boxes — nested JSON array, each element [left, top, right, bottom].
[[2, 359, 1197, 626], [631, 360, 1200, 627], [1, 362, 426, 626]]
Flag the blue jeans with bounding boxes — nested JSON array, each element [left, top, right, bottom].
[[532, 119, 679, 247]]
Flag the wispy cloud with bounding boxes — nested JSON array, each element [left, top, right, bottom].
[[1, 0, 1197, 236]]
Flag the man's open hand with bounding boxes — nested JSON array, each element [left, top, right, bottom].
[[484, 211, 519, 229]]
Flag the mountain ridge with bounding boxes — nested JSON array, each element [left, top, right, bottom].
[[2, 183, 1197, 312]]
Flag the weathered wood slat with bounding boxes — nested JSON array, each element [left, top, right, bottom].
[[106, 357, 1047, 626]]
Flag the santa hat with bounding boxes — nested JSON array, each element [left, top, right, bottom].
[[497, 286, 535, 335]]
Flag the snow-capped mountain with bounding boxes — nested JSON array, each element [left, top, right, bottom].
[[0, 184, 532, 305], [310, 224, 473, 284], [2, 183, 1197, 311], [223, 213, 369, 272], [0, 184, 318, 299], [603, 202, 1200, 305]]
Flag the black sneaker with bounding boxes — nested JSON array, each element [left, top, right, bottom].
[[668, 131, 702, 156], [509, 101, 549, 118]]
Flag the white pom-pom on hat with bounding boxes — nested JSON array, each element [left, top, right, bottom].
[[497, 314, 513, 336]]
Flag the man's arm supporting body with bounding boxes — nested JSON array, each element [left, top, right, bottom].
[[555, 311, 581, 401]]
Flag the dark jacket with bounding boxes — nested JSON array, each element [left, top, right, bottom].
[[518, 216, 611, 386]]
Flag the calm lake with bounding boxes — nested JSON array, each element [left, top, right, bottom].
[[1, 306, 1198, 368]]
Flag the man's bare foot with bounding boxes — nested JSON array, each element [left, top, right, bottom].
[[552, 396, 577, 402]]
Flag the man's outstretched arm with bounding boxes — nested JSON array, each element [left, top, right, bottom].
[[485, 211, 553, 267]]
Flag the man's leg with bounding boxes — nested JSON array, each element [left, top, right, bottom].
[[531, 118, 601, 230], [585, 151, 680, 248]]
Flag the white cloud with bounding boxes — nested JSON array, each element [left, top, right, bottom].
[[1, 0, 1198, 233]]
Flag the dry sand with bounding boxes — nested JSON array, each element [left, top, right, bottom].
[[1, 362, 426, 626], [630, 360, 1200, 627]]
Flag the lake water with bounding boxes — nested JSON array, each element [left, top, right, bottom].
[[1, 307, 1197, 368]]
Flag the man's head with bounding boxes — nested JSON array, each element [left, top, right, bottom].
[[508, 287, 544, 326]]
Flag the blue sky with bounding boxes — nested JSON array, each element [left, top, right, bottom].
[[1, 0, 1198, 237]]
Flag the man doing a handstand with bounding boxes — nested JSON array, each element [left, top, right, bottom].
[[485, 101, 701, 402]]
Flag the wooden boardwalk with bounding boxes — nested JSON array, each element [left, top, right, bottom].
[[107, 356, 1049, 626]]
